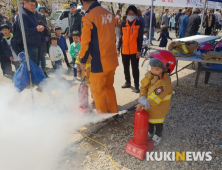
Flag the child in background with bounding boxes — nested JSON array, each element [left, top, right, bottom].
[[0, 29, 13, 77], [69, 31, 81, 81], [122, 15, 127, 22], [157, 25, 172, 50], [55, 27, 71, 68], [0, 24, 22, 71], [136, 50, 176, 146], [157, 22, 166, 34], [141, 29, 149, 57], [49, 35, 65, 77], [209, 30, 218, 44]]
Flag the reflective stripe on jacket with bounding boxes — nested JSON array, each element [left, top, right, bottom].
[[140, 71, 173, 123], [75, 55, 91, 86]]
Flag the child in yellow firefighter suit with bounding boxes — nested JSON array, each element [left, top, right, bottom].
[[136, 50, 176, 146], [75, 55, 91, 86], [75, 54, 93, 112]]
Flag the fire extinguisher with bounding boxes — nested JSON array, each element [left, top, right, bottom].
[[125, 109, 153, 160], [133, 109, 149, 145], [78, 76, 92, 113]]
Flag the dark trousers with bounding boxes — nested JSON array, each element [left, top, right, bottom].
[[205, 27, 213, 35], [122, 54, 140, 87], [215, 22, 220, 30], [46, 41, 50, 54], [149, 123, 163, 137], [141, 46, 148, 57], [175, 23, 179, 36], [12, 61, 21, 70], [62, 51, 71, 67], [27, 46, 39, 66], [69, 37, 73, 45], [0, 55, 12, 74], [169, 23, 174, 31]]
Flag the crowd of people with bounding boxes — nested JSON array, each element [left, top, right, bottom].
[[0, 0, 84, 77], [0, 0, 222, 145]]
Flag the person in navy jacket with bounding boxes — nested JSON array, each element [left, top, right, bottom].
[[144, 6, 157, 45], [16, 0, 45, 66], [34, 1, 49, 77]]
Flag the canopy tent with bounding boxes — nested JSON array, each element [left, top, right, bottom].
[[17, 0, 221, 98], [208, 0, 222, 2], [101, 0, 222, 9], [101, 0, 222, 50]]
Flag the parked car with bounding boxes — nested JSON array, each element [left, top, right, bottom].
[[49, 4, 106, 33], [50, 10, 70, 33]]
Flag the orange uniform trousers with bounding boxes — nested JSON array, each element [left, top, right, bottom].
[[89, 69, 118, 114]]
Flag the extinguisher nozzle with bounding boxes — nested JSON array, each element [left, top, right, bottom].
[[118, 110, 128, 115]]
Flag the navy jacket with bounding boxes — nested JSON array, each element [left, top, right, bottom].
[[34, 11, 48, 43], [17, 7, 42, 47], [137, 16, 145, 28], [144, 10, 157, 28], [185, 13, 201, 37], [67, 11, 82, 36], [1, 33, 22, 58], [34, 11, 47, 24], [175, 12, 182, 23], [57, 35, 68, 52], [0, 32, 5, 56]]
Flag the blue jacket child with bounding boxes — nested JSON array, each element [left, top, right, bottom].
[[55, 26, 71, 68]]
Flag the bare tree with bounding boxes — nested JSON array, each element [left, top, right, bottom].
[[39, 0, 52, 14], [117, 3, 124, 12], [110, 2, 115, 15]]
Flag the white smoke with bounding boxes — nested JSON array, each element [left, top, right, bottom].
[[0, 76, 115, 170]]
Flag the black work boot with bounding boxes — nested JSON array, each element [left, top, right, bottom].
[[121, 83, 131, 88], [43, 71, 49, 78], [135, 86, 140, 93]]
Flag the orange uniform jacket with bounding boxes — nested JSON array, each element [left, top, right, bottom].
[[79, 2, 119, 73], [117, 19, 143, 55]]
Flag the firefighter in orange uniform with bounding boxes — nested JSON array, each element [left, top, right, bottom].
[[79, 0, 119, 114], [117, 5, 143, 93], [136, 50, 176, 146]]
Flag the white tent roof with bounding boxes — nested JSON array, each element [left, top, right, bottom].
[[101, 0, 222, 9]]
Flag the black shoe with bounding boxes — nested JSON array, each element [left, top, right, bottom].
[[135, 87, 140, 93], [90, 101, 96, 108], [3, 73, 13, 78], [121, 83, 131, 88], [43, 71, 49, 78]]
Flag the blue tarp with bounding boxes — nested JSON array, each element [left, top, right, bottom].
[[208, 0, 222, 2]]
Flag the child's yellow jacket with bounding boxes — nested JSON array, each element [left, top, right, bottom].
[[75, 55, 92, 86], [139, 71, 173, 124]]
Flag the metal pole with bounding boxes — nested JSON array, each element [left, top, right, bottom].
[[17, 0, 35, 104], [146, 0, 153, 71], [148, 0, 153, 51], [200, 0, 207, 35]]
